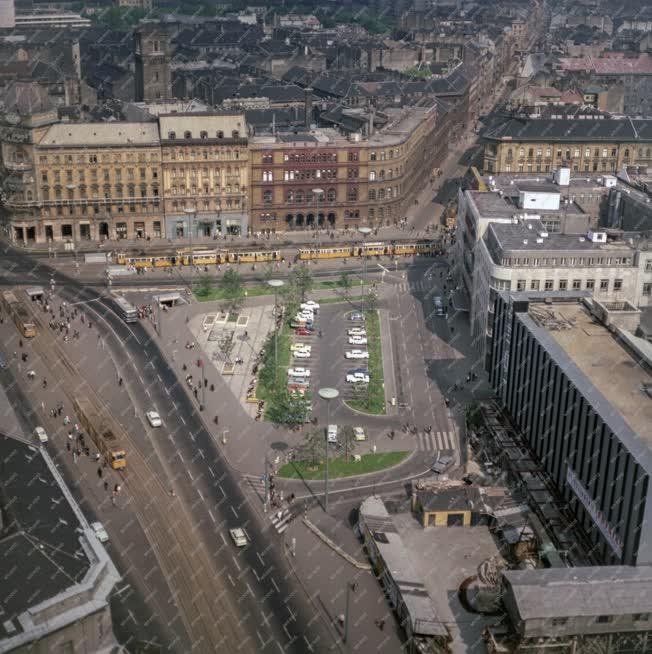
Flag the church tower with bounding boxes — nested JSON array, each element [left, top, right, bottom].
[[134, 22, 174, 102]]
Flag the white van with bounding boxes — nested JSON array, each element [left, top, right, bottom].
[[327, 424, 338, 443]]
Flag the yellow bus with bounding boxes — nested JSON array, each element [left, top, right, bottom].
[[73, 396, 126, 470]]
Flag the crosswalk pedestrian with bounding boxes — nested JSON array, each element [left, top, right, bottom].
[[242, 473, 267, 503], [270, 508, 294, 534], [415, 430, 456, 452]]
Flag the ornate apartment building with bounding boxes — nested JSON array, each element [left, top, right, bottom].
[[482, 116, 652, 175], [249, 104, 446, 233], [159, 113, 248, 238]]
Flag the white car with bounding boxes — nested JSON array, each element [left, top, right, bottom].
[[354, 427, 366, 441], [229, 527, 249, 547], [290, 343, 312, 352], [288, 367, 311, 378], [293, 349, 311, 359], [146, 411, 162, 427], [348, 328, 366, 337], [301, 301, 320, 311], [348, 336, 368, 345], [345, 350, 369, 359], [346, 372, 370, 384], [34, 426, 48, 444], [91, 521, 109, 543], [327, 424, 338, 443]]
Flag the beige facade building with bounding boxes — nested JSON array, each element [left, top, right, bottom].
[[159, 113, 248, 238], [482, 117, 652, 176]]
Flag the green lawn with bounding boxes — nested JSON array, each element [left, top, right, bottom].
[[345, 309, 385, 414], [195, 278, 353, 302], [277, 451, 409, 479]]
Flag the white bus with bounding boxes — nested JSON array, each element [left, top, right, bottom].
[[112, 295, 138, 323]]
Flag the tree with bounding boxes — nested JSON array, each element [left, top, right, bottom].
[[220, 268, 245, 315], [289, 263, 313, 303], [196, 273, 213, 298], [340, 426, 357, 462], [266, 387, 311, 426], [218, 331, 235, 363], [301, 427, 327, 466], [364, 291, 379, 313], [339, 271, 353, 299]]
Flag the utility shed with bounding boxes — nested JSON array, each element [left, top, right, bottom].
[[502, 566, 652, 641]]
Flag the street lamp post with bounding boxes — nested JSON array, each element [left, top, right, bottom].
[[183, 206, 196, 293], [312, 188, 323, 235], [318, 387, 339, 513], [267, 279, 284, 383], [343, 581, 357, 643], [358, 226, 372, 311]]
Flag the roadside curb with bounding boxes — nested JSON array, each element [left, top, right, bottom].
[[303, 517, 371, 571]]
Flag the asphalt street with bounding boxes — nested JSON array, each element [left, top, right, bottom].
[[0, 245, 338, 654]]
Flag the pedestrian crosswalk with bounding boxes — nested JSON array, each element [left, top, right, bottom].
[[415, 430, 456, 452], [270, 508, 294, 534], [243, 473, 266, 503]]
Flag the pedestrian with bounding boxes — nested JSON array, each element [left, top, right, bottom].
[[97, 467, 102, 478], [118, 377, 123, 387], [66, 441, 71, 451], [104, 480, 109, 492]]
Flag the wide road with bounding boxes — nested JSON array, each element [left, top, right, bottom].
[[2, 243, 336, 654]]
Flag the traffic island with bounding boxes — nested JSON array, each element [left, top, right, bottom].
[[344, 309, 386, 415], [277, 451, 409, 479]]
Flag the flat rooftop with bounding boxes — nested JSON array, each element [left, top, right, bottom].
[[528, 302, 652, 442]]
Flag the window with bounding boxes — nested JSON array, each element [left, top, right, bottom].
[[327, 188, 336, 202], [646, 260, 652, 272], [262, 170, 273, 182], [368, 189, 376, 200], [596, 615, 612, 624], [586, 279, 595, 290], [558, 280, 567, 291], [232, 130, 239, 139], [602, 148, 608, 158], [572, 279, 581, 290], [347, 168, 358, 178], [634, 613, 650, 622], [184, 131, 192, 139], [370, 151, 377, 161], [551, 618, 568, 627], [262, 153, 273, 164], [263, 190, 272, 204], [600, 279, 609, 291], [614, 279, 623, 291], [168, 131, 176, 140], [519, 147, 524, 157], [645, 284, 652, 297], [516, 279, 526, 291], [217, 131, 224, 138], [347, 187, 358, 202], [348, 151, 358, 162], [200, 131, 208, 139], [369, 171, 376, 181], [544, 279, 554, 291], [530, 280, 539, 291]]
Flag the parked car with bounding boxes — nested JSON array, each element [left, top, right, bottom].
[[327, 424, 338, 443], [229, 527, 249, 547], [347, 328, 366, 337], [287, 378, 310, 388], [354, 427, 366, 441], [293, 349, 311, 359], [288, 367, 311, 378], [91, 521, 109, 543], [146, 410, 162, 427], [301, 301, 320, 311], [347, 367, 369, 375], [34, 426, 48, 444], [290, 343, 311, 352], [346, 372, 370, 384], [348, 336, 368, 345], [431, 454, 454, 474], [345, 350, 369, 359], [349, 312, 365, 322], [295, 327, 312, 336], [434, 297, 445, 316]]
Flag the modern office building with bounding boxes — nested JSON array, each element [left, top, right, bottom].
[[488, 292, 652, 566], [0, 431, 121, 653]]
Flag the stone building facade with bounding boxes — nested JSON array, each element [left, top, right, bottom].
[[249, 104, 445, 233], [482, 117, 652, 176], [159, 113, 248, 238]]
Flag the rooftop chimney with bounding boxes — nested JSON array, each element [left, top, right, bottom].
[[304, 87, 313, 129]]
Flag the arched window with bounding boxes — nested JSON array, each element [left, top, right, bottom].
[[624, 148, 630, 158], [347, 187, 358, 201], [200, 131, 208, 139], [232, 130, 239, 138], [184, 131, 192, 139], [295, 191, 304, 204], [379, 170, 385, 180], [507, 148, 513, 159], [368, 189, 376, 200], [369, 171, 376, 181], [217, 131, 224, 138], [168, 131, 176, 140], [327, 188, 336, 202]]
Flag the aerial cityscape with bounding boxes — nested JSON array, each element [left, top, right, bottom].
[[0, 0, 650, 653]]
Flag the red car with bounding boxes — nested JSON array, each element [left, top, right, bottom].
[[295, 327, 312, 336]]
